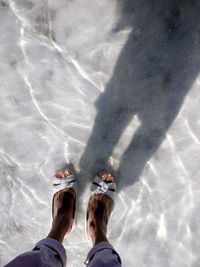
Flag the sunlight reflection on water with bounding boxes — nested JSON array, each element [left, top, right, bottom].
[[1, 1, 200, 266]]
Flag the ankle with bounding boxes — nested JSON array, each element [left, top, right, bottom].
[[48, 214, 72, 243], [94, 227, 108, 245], [89, 218, 108, 245]]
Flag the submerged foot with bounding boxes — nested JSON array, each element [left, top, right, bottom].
[[48, 169, 76, 242], [86, 171, 114, 245]]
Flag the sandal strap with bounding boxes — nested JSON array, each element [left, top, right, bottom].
[[52, 175, 77, 193], [90, 175, 116, 200]]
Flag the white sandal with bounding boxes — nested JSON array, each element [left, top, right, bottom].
[[52, 170, 77, 231], [86, 171, 116, 239]]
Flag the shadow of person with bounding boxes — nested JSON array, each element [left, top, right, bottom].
[[80, 0, 200, 191]]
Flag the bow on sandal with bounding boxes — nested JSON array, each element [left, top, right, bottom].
[[90, 174, 116, 201]]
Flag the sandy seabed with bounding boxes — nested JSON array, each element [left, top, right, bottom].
[[0, 1, 200, 266]]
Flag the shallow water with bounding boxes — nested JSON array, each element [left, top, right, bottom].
[[1, 0, 200, 266]]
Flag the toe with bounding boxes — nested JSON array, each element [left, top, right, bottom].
[[98, 171, 114, 182], [55, 170, 64, 178], [64, 169, 73, 176], [55, 169, 73, 178]]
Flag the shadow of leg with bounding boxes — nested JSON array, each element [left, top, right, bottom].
[[80, 103, 134, 175], [118, 124, 165, 189]]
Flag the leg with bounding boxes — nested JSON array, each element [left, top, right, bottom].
[[5, 170, 76, 267], [85, 172, 121, 267]]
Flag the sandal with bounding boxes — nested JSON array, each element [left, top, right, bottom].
[[52, 169, 77, 232], [86, 171, 116, 239]]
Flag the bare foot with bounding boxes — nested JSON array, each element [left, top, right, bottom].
[[48, 169, 76, 243], [86, 171, 114, 245]]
